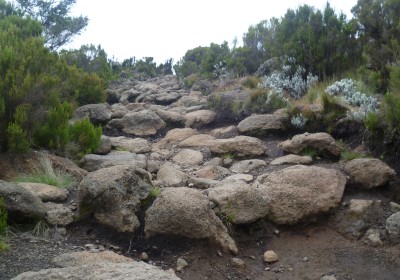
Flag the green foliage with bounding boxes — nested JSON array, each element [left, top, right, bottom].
[[383, 93, 400, 129], [0, 5, 106, 153], [0, 196, 7, 234], [364, 111, 382, 131], [341, 150, 367, 161], [352, 0, 400, 92], [321, 91, 346, 123], [300, 147, 319, 159], [7, 123, 30, 152], [69, 117, 102, 159], [14, 0, 88, 50], [60, 44, 114, 82]]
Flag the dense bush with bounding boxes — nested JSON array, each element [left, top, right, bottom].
[[69, 117, 102, 159], [0, 196, 7, 234], [0, 2, 106, 155]]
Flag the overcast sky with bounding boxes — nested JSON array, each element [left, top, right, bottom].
[[64, 0, 359, 64]]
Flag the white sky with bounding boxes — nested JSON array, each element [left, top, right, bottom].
[[64, 0, 358, 64]]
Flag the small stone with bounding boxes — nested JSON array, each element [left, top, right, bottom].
[[303, 256, 309, 262], [265, 267, 270, 271], [176, 257, 188, 272], [321, 275, 338, 280], [188, 183, 194, 187], [139, 252, 149, 262], [274, 229, 280, 236], [216, 250, 223, 257], [263, 250, 279, 263], [231, 257, 246, 268], [249, 255, 256, 260]]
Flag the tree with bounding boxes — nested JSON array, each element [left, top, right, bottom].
[[14, 0, 88, 50], [352, 0, 400, 92]]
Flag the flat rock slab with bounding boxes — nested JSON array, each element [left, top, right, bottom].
[[270, 154, 312, 165]]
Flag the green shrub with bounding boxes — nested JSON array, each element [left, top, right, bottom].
[[364, 111, 382, 132], [341, 150, 367, 161], [7, 123, 30, 152], [69, 117, 102, 159]]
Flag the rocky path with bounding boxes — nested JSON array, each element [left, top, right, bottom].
[[1, 75, 400, 279]]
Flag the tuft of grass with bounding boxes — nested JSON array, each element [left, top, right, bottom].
[[32, 220, 49, 238], [13, 152, 75, 189], [149, 187, 161, 198], [340, 150, 367, 161], [242, 76, 260, 89], [0, 238, 9, 252], [300, 147, 319, 159]]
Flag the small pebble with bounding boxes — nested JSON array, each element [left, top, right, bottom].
[[263, 250, 279, 263], [231, 257, 246, 268], [139, 252, 149, 262], [303, 256, 309, 262], [176, 257, 188, 272]]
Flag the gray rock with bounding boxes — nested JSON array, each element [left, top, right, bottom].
[[386, 212, 400, 242], [270, 154, 312, 165], [207, 181, 270, 224], [229, 159, 266, 173], [153, 128, 198, 150], [0, 180, 47, 220], [172, 149, 203, 166], [187, 177, 218, 189], [363, 228, 383, 246], [222, 174, 254, 183], [344, 158, 396, 189], [109, 136, 151, 154], [194, 166, 231, 180], [96, 135, 112, 155], [72, 103, 112, 125], [44, 202, 74, 226], [176, 258, 188, 272], [18, 183, 68, 202], [154, 109, 185, 126], [390, 202, 400, 213], [107, 109, 166, 136], [12, 256, 179, 280], [210, 136, 267, 157], [157, 163, 189, 187], [145, 187, 238, 254], [238, 113, 287, 134], [231, 257, 246, 268], [278, 132, 342, 158], [256, 165, 346, 224], [333, 199, 383, 238], [80, 151, 147, 172], [184, 110, 216, 128], [78, 165, 152, 232], [210, 125, 238, 139]]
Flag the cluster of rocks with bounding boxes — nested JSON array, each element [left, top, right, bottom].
[[2, 75, 399, 278]]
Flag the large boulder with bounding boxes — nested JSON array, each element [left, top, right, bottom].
[[207, 181, 270, 224], [145, 187, 238, 254], [12, 251, 180, 280], [109, 136, 151, 154], [278, 132, 342, 158], [72, 103, 112, 125], [237, 113, 287, 134], [0, 181, 47, 220], [95, 135, 112, 155], [78, 165, 152, 232], [184, 110, 216, 128], [386, 212, 400, 242], [107, 109, 166, 136], [256, 165, 346, 224], [80, 151, 147, 172], [344, 158, 396, 189], [44, 202, 74, 226]]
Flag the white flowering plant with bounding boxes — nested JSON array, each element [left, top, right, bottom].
[[260, 61, 318, 99], [325, 79, 380, 120]]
